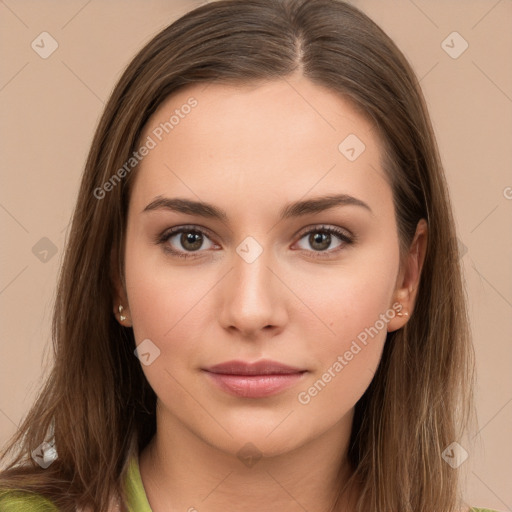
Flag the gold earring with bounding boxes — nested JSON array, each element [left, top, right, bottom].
[[118, 305, 127, 322], [396, 307, 409, 318]]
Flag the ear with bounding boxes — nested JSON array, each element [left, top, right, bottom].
[[110, 247, 132, 327], [387, 218, 428, 333]]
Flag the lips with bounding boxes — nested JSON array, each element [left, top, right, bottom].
[[202, 359, 307, 398], [204, 359, 306, 376]]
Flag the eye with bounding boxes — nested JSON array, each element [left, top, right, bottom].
[[156, 224, 355, 260], [294, 225, 354, 257], [157, 225, 218, 259]]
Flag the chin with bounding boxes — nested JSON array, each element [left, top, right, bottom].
[[210, 424, 309, 461]]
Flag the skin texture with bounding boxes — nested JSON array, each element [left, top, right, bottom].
[[113, 74, 427, 512]]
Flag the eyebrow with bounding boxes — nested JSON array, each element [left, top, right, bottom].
[[142, 193, 373, 220]]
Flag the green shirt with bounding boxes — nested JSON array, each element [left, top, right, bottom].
[[0, 456, 502, 512], [0, 454, 151, 511]]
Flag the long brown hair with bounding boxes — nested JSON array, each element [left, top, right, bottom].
[[0, 1, 476, 510]]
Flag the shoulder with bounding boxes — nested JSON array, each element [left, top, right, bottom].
[[470, 508, 503, 512], [0, 489, 58, 511]]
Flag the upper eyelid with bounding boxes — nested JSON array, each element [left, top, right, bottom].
[[163, 224, 216, 239], [295, 224, 352, 238]]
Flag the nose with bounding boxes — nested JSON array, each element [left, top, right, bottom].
[[217, 245, 288, 338]]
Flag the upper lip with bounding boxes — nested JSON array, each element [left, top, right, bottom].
[[204, 359, 306, 375]]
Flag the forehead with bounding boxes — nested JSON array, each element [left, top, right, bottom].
[[130, 77, 390, 217]]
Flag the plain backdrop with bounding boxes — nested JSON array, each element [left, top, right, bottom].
[[0, 0, 511, 510]]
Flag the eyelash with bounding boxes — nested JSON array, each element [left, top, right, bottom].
[[156, 224, 355, 260]]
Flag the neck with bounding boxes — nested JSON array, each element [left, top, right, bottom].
[[139, 406, 358, 512]]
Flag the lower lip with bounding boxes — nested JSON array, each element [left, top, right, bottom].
[[203, 371, 306, 398]]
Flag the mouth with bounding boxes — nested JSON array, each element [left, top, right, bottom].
[[202, 359, 307, 398]]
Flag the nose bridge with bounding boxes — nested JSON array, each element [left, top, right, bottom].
[[219, 237, 286, 334], [234, 247, 270, 301]]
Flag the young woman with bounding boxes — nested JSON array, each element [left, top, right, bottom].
[[0, 0, 498, 511]]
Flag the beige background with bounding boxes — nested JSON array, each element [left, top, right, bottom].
[[1, 0, 511, 509]]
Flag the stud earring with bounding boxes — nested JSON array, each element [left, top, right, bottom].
[[118, 305, 127, 322], [396, 306, 409, 318]]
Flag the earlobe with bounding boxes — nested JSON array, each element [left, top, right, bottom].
[[387, 297, 410, 333], [114, 298, 132, 327], [110, 248, 132, 327], [116, 303, 132, 327]]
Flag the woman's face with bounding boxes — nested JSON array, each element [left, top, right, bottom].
[[117, 75, 417, 458]]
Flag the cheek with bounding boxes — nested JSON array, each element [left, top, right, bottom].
[[295, 246, 398, 408], [295, 278, 392, 416], [123, 242, 218, 385], [302, 255, 398, 352], [124, 237, 208, 340], [123, 252, 206, 403]]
